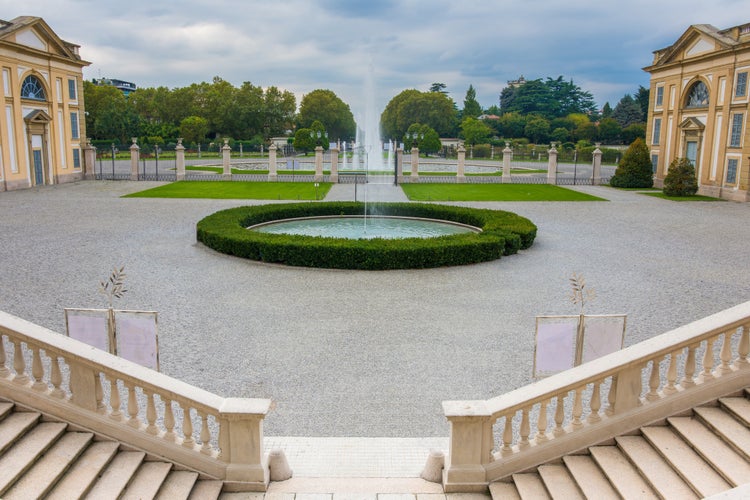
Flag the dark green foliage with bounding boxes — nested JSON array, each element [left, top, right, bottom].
[[196, 202, 537, 270], [609, 138, 654, 188], [663, 158, 698, 196]]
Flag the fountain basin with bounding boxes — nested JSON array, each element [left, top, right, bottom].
[[249, 215, 480, 240], [197, 202, 537, 270]]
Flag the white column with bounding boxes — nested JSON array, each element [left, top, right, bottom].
[[547, 143, 558, 185], [314, 146, 324, 182], [502, 142, 512, 184], [268, 143, 277, 181], [457, 144, 466, 183], [591, 143, 602, 185], [222, 139, 231, 178], [129, 138, 139, 181], [411, 147, 419, 182], [175, 138, 185, 181]]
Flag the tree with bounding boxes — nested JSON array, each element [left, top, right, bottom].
[[429, 82, 448, 94], [601, 102, 613, 119], [635, 86, 650, 120], [297, 89, 355, 142], [609, 138, 653, 188], [612, 94, 643, 128], [463, 85, 482, 119], [381, 89, 457, 138], [524, 116, 551, 143], [621, 123, 646, 143], [499, 76, 596, 120], [496, 112, 526, 138], [84, 81, 140, 143], [663, 157, 698, 196], [263, 86, 296, 138], [460, 117, 493, 145], [598, 118, 622, 144], [293, 128, 315, 154], [179, 116, 209, 145]]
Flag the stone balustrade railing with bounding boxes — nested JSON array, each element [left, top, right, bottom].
[[442, 301, 750, 492], [0, 310, 271, 491]]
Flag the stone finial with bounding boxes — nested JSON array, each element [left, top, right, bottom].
[[131, 137, 138, 145], [458, 143, 466, 153], [177, 138, 183, 146], [223, 138, 229, 146]]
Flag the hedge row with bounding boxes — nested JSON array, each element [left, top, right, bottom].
[[196, 202, 537, 270]]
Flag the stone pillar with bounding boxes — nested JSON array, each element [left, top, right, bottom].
[[83, 139, 97, 180], [591, 143, 602, 185], [442, 400, 492, 492], [329, 147, 339, 183], [396, 148, 404, 184], [502, 142, 512, 184], [410, 147, 419, 182], [314, 146, 324, 182], [175, 138, 186, 181], [129, 138, 140, 181], [218, 398, 272, 487], [457, 144, 466, 183], [268, 143, 278, 181], [222, 139, 231, 178], [547, 142, 558, 185]]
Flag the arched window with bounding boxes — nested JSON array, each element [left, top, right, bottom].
[[685, 81, 709, 108], [21, 75, 46, 101]]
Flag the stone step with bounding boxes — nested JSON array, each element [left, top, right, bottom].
[[187, 479, 223, 499], [720, 396, 750, 427], [512, 472, 551, 499], [121, 460, 173, 500], [0, 401, 13, 420], [0, 411, 40, 454], [695, 406, 750, 460], [589, 445, 658, 499], [616, 434, 698, 499], [45, 440, 120, 500], [490, 481, 521, 500], [537, 464, 584, 500], [155, 470, 199, 500], [3, 431, 93, 500], [0, 421, 67, 494], [562, 454, 619, 500], [85, 450, 146, 499], [641, 425, 730, 497], [669, 416, 750, 487]]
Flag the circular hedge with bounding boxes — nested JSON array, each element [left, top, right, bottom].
[[196, 202, 536, 270]]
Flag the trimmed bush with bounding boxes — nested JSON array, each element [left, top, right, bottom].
[[609, 138, 654, 188], [196, 202, 537, 270], [663, 157, 698, 196]]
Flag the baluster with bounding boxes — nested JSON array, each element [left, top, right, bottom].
[[0, 334, 9, 378], [199, 412, 212, 454], [701, 338, 715, 382], [535, 399, 549, 443], [606, 376, 618, 416], [553, 394, 565, 437], [182, 404, 195, 448], [588, 381, 602, 423], [95, 374, 105, 413], [663, 350, 679, 395], [146, 391, 158, 435], [646, 357, 661, 401], [571, 388, 584, 428], [50, 355, 65, 398], [501, 415, 513, 455], [109, 377, 123, 421], [126, 383, 141, 428], [681, 345, 697, 388], [715, 331, 733, 376], [519, 407, 530, 449], [164, 399, 177, 442], [736, 325, 750, 368], [31, 347, 46, 391], [12, 339, 29, 385]]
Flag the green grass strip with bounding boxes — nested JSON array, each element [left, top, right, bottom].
[[123, 181, 332, 200], [643, 192, 724, 202], [400, 183, 607, 201]]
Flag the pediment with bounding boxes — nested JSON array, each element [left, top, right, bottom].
[[0, 17, 81, 61], [24, 109, 52, 123], [685, 37, 715, 57], [16, 28, 46, 51], [679, 117, 705, 131], [646, 24, 736, 69]]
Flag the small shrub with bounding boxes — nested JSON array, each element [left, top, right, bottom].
[[663, 157, 698, 196], [609, 138, 654, 188]]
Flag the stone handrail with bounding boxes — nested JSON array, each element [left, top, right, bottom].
[[442, 301, 750, 492], [0, 310, 271, 491]]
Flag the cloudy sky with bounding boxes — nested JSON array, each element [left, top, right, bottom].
[[4, 0, 744, 119]]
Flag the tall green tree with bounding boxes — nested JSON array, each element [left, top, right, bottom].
[[297, 89, 355, 141], [612, 94, 643, 128], [263, 86, 296, 138], [179, 116, 209, 145], [460, 117, 493, 145], [609, 138, 653, 188], [381, 89, 457, 138], [429, 82, 448, 94], [463, 85, 482, 119]]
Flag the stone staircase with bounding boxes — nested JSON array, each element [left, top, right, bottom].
[[0, 399, 224, 499], [489, 391, 750, 499]]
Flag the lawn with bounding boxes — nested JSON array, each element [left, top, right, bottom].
[[400, 183, 607, 201], [123, 181, 332, 200], [643, 192, 723, 202]]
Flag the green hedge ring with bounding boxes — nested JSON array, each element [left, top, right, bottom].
[[196, 202, 537, 270]]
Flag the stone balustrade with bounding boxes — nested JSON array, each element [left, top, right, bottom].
[[442, 301, 750, 492], [0, 310, 271, 491]]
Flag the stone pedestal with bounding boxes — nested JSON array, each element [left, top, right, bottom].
[[591, 143, 602, 185], [502, 142, 512, 184], [396, 148, 404, 184], [175, 138, 186, 181], [268, 144, 277, 181], [83, 139, 96, 180], [222, 139, 231, 178], [129, 139, 140, 181], [547, 143, 558, 185], [314, 146, 324, 182], [457, 144, 466, 183], [410, 147, 419, 182], [329, 147, 339, 183]]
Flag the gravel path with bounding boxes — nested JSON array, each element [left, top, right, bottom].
[[1, 181, 749, 437]]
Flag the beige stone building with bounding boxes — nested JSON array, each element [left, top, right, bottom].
[[644, 22, 750, 201], [0, 16, 89, 191]]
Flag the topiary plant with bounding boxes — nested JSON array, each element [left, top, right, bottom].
[[663, 157, 698, 196], [609, 137, 654, 188]]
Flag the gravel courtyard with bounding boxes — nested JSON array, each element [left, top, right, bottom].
[[1, 180, 749, 437]]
